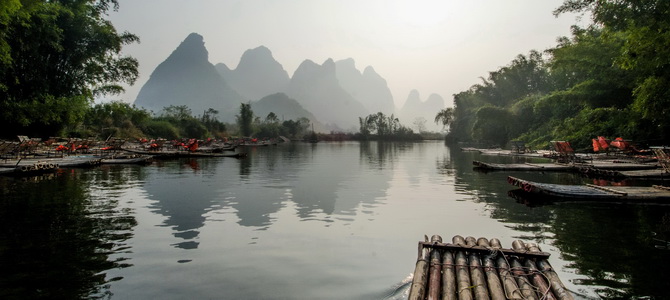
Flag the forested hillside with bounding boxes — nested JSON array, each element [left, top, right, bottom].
[[446, 0, 670, 150]]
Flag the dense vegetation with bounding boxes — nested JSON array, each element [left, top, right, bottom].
[[0, 0, 139, 138], [357, 112, 421, 140], [444, 0, 670, 150], [75, 101, 313, 140]]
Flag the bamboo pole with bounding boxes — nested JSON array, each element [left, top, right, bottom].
[[428, 235, 443, 300], [442, 249, 458, 300], [453, 235, 474, 300], [477, 238, 505, 300], [465, 236, 489, 300], [491, 238, 524, 300], [510, 259, 538, 300], [527, 243, 574, 300], [503, 240, 537, 300], [512, 240, 556, 300], [409, 236, 431, 300], [417, 242, 550, 259]]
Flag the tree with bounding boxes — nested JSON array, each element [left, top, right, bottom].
[[471, 106, 513, 147], [201, 108, 226, 137], [413, 117, 427, 133], [83, 101, 149, 138], [434, 108, 454, 132], [0, 0, 139, 137], [236, 102, 254, 137], [265, 112, 279, 124], [358, 112, 418, 140], [555, 0, 670, 142], [160, 105, 193, 121]]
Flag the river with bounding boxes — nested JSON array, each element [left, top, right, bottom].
[[1, 141, 668, 299]]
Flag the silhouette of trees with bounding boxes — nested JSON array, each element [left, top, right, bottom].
[[236, 102, 254, 137], [357, 112, 419, 140], [434, 108, 453, 132]]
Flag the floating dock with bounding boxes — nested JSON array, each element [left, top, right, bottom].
[[507, 176, 670, 202], [408, 235, 573, 300]]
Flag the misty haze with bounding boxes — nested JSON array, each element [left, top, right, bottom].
[[2, 0, 670, 299]]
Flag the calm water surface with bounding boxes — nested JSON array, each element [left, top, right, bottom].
[[1, 141, 669, 299]]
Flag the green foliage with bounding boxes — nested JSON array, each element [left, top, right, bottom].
[[281, 118, 310, 139], [141, 119, 179, 140], [434, 107, 454, 131], [551, 107, 637, 150], [471, 106, 513, 147], [156, 105, 212, 139], [201, 108, 227, 138], [446, 1, 670, 147], [236, 102, 254, 137], [83, 101, 149, 139], [0, 0, 139, 138], [357, 112, 419, 140]]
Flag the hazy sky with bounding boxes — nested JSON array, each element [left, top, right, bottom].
[[106, 0, 584, 108]]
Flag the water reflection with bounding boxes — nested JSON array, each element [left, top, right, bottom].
[[0, 167, 139, 299], [144, 158, 225, 249], [4, 142, 668, 299], [447, 146, 670, 298]]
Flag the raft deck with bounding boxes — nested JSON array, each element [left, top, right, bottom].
[[507, 176, 670, 202], [122, 148, 247, 158], [408, 235, 573, 300], [474, 160, 658, 172]]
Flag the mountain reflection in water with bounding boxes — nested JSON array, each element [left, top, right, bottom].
[[0, 141, 669, 299]]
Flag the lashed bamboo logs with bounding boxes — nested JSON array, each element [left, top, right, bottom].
[[453, 235, 474, 300], [408, 235, 431, 300], [490, 238, 524, 300], [527, 243, 574, 300], [465, 236, 489, 300], [512, 240, 556, 300], [428, 235, 443, 300], [510, 258, 538, 300], [477, 238, 505, 300], [410, 235, 572, 300], [441, 250, 458, 300]]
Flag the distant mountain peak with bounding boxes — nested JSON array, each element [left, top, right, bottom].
[[169, 32, 208, 63], [362, 65, 376, 75], [236, 45, 277, 70], [338, 58, 357, 69], [134, 32, 243, 120], [217, 45, 290, 101]]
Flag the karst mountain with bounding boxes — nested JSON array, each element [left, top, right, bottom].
[[133, 32, 444, 132]]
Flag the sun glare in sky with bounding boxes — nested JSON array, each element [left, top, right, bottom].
[[391, 0, 451, 28]]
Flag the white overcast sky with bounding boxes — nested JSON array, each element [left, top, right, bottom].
[[106, 0, 585, 108]]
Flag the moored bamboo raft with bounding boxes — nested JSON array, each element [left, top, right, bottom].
[[473, 160, 658, 172], [507, 176, 670, 202], [473, 161, 575, 171], [122, 147, 247, 158], [408, 235, 573, 300]]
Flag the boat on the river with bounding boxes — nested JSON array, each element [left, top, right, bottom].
[[0, 155, 102, 176], [507, 175, 670, 202]]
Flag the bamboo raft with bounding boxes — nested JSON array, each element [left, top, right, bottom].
[[507, 176, 670, 202], [122, 148, 247, 158], [473, 160, 658, 172], [408, 235, 573, 300]]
